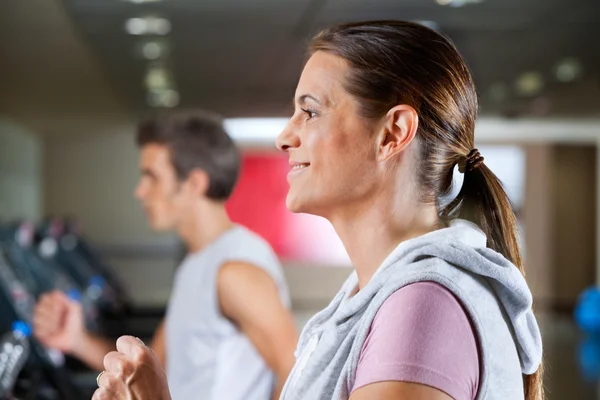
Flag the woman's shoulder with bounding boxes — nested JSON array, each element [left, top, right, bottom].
[[353, 281, 480, 400], [368, 281, 477, 345]]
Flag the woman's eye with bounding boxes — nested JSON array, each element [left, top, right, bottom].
[[301, 108, 317, 119]]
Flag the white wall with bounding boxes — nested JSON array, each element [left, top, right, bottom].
[[44, 127, 180, 305], [44, 126, 176, 248], [0, 118, 42, 221]]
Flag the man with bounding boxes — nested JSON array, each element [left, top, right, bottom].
[[33, 110, 298, 400]]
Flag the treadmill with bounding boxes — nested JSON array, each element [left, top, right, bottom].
[[59, 219, 163, 339], [59, 218, 130, 313], [1, 222, 101, 334], [0, 238, 83, 399]]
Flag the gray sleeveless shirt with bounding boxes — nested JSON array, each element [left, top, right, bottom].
[[166, 225, 290, 400]]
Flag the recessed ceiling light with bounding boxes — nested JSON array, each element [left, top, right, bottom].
[[141, 41, 166, 60], [125, 17, 171, 35], [147, 89, 179, 108], [125, 18, 146, 35], [161, 90, 180, 108], [555, 58, 582, 83], [152, 18, 171, 35], [515, 72, 544, 97], [145, 66, 172, 90]]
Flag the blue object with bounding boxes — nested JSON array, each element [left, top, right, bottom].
[[579, 337, 600, 381], [66, 288, 82, 302], [11, 320, 31, 338], [575, 286, 600, 334], [89, 275, 106, 289]]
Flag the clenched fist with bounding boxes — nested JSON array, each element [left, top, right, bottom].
[[93, 336, 171, 400], [33, 290, 85, 353]]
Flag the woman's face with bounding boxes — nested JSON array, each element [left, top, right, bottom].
[[276, 51, 383, 217]]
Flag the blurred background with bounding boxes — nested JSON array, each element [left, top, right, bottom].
[[0, 0, 599, 398]]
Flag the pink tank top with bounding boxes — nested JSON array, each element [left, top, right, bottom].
[[352, 282, 480, 400]]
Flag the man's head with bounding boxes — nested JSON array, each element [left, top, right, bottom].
[[134, 110, 240, 231]]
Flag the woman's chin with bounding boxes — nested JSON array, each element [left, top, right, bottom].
[[286, 192, 313, 214], [285, 195, 304, 214], [286, 194, 330, 218]]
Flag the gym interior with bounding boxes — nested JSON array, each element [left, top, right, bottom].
[[1, 0, 599, 399]]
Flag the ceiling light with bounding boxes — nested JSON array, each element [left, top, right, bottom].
[[161, 90, 179, 108], [142, 41, 165, 59], [125, 17, 171, 35], [143, 42, 162, 59], [145, 66, 172, 90], [136, 40, 169, 60], [555, 58, 582, 83], [515, 72, 544, 97], [147, 89, 179, 108], [125, 18, 147, 35], [151, 18, 171, 35]]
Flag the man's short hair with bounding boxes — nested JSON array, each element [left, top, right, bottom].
[[136, 110, 240, 201]]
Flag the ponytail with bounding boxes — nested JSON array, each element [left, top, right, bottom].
[[440, 160, 545, 400]]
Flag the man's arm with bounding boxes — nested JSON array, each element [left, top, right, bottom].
[[73, 319, 166, 372], [150, 319, 167, 369], [70, 334, 116, 371], [218, 262, 298, 400]]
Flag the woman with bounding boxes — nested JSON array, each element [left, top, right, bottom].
[[94, 20, 543, 400]]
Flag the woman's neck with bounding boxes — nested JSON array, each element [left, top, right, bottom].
[[329, 194, 439, 290]]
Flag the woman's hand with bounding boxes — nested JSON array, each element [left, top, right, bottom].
[[92, 336, 172, 400]]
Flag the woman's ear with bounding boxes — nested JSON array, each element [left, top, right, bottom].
[[377, 104, 419, 161]]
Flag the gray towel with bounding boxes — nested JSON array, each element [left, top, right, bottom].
[[281, 219, 542, 400]]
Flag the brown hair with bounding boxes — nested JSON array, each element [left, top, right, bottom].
[[310, 20, 544, 399], [136, 110, 240, 201]]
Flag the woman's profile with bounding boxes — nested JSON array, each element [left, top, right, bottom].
[[274, 20, 543, 400]]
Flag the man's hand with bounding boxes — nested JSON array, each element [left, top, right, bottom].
[[33, 290, 113, 371], [33, 290, 85, 353], [93, 336, 172, 400]]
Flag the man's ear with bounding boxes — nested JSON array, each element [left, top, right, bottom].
[[186, 169, 210, 197], [377, 104, 419, 162]]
